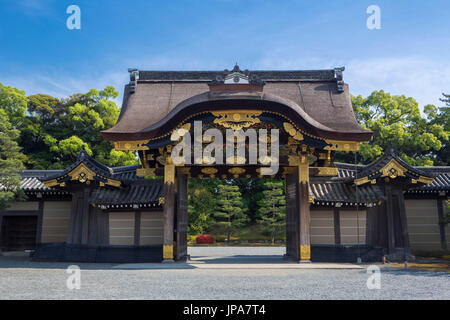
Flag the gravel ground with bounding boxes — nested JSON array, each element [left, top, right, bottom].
[[0, 247, 448, 300]]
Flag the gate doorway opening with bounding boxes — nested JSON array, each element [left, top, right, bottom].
[[176, 175, 297, 264], [183, 176, 288, 263]]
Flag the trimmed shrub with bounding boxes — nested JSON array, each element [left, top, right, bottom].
[[196, 234, 216, 244]]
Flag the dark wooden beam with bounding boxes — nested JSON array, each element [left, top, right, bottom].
[[333, 207, 341, 245], [36, 201, 44, 245], [385, 186, 396, 254], [397, 191, 411, 257], [162, 163, 175, 262], [285, 171, 299, 261], [437, 197, 448, 250], [81, 189, 90, 245], [134, 210, 141, 246], [176, 173, 188, 261], [0, 215, 3, 252]]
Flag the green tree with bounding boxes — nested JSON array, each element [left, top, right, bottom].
[[256, 180, 286, 244], [432, 93, 450, 165], [338, 90, 449, 166], [0, 83, 27, 128], [187, 178, 217, 235], [232, 178, 266, 223], [213, 183, 248, 241], [2, 85, 138, 169], [0, 109, 26, 210]]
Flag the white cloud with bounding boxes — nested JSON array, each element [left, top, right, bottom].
[[257, 53, 449, 110]]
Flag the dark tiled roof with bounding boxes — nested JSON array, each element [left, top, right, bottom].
[[17, 168, 163, 205], [310, 180, 384, 205], [41, 148, 119, 183], [355, 148, 434, 180], [407, 167, 450, 193], [102, 67, 372, 143], [40, 149, 144, 185], [334, 157, 450, 193], [138, 69, 338, 82], [89, 179, 163, 205]]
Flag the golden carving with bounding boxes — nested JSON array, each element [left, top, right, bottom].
[[114, 140, 149, 151], [228, 167, 246, 178], [298, 156, 309, 184], [283, 122, 304, 141], [354, 159, 435, 186], [44, 179, 58, 187], [212, 110, 262, 130], [136, 168, 156, 177], [201, 167, 218, 178], [158, 197, 165, 205], [379, 159, 406, 178], [43, 163, 121, 188], [308, 195, 315, 204], [164, 163, 175, 184], [324, 140, 360, 152], [300, 245, 311, 261], [288, 155, 300, 166], [163, 245, 173, 260], [417, 176, 434, 184], [171, 123, 191, 141], [315, 167, 338, 176], [354, 176, 369, 186]]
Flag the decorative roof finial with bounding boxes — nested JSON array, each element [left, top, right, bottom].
[[334, 67, 345, 92], [128, 68, 139, 94]]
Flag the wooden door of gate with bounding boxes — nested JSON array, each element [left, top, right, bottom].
[[176, 173, 189, 261]]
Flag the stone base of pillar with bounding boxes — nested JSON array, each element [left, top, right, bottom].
[[162, 259, 175, 263], [299, 260, 311, 263]]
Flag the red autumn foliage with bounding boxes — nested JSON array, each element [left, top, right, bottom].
[[196, 234, 216, 244]]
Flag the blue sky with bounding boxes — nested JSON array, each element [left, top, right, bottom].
[[0, 0, 449, 109]]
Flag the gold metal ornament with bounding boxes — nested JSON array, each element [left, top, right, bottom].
[[283, 122, 304, 141], [212, 110, 262, 130], [228, 167, 246, 178]]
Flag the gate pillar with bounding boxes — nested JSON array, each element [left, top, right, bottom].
[[298, 154, 311, 262], [162, 160, 176, 262]]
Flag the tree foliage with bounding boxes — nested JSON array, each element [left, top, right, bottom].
[[187, 178, 217, 235], [213, 183, 248, 240], [256, 180, 286, 244], [0, 83, 138, 169], [337, 90, 449, 166], [0, 109, 26, 210]]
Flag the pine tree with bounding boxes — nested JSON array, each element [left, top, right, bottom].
[[257, 180, 286, 244], [0, 109, 25, 210], [213, 184, 248, 241]]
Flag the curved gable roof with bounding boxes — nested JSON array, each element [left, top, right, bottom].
[[102, 68, 372, 142]]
